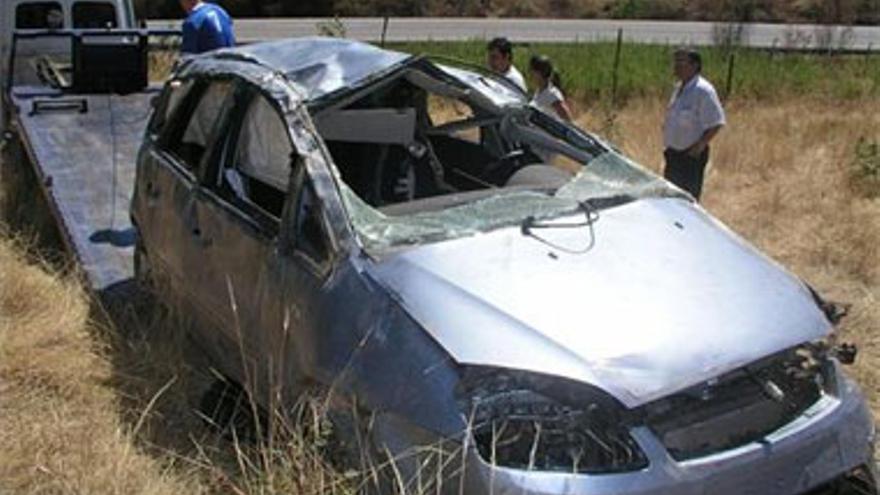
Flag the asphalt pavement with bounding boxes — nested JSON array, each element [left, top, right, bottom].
[[148, 17, 880, 50]]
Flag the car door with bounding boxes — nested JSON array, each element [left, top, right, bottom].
[[266, 164, 339, 400], [136, 78, 235, 306], [192, 84, 305, 396]]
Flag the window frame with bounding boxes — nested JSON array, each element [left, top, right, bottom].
[[229, 90, 294, 204], [148, 78, 196, 141], [199, 83, 295, 240], [155, 77, 235, 183], [71, 1, 118, 29], [15, 2, 65, 30], [177, 77, 339, 277], [282, 163, 336, 278]]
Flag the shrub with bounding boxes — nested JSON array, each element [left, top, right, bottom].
[[851, 137, 880, 197]]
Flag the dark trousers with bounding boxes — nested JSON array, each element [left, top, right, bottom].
[[664, 147, 710, 200]]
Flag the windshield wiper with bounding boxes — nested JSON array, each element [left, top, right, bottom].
[[521, 201, 598, 234], [520, 201, 599, 255]]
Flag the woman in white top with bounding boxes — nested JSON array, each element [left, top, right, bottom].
[[528, 55, 573, 122]]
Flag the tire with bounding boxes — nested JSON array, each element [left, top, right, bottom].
[[199, 378, 263, 443]]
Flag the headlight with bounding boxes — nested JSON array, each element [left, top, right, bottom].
[[457, 368, 648, 474]]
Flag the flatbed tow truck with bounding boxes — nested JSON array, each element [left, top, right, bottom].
[[1, 0, 177, 299]]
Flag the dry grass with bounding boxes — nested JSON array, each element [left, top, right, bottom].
[[0, 237, 201, 494], [0, 96, 878, 493], [0, 233, 361, 494]]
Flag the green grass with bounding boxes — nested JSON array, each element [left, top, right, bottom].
[[389, 41, 880, 102]]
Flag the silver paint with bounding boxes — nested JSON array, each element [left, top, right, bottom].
[[369, 197, 829, 407], [130, 38, 876, 494]]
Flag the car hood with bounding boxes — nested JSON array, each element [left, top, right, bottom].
[[367, 197, 830, 408]]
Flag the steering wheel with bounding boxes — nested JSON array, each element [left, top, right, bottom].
[[371, 146, 418, 206], [482, 149, 529, 185]]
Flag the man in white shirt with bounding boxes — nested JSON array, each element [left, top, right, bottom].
[[663, 49, 726, 201], [487, 37, 527, 93]]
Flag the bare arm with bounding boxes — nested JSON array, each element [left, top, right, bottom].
[[687, 124, 723, 157], [553, 100, 574, 122]]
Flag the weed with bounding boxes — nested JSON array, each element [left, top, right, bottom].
[[851, 137, 880, 197]]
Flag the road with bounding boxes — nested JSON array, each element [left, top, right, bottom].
[[149, 17, 880, 50]]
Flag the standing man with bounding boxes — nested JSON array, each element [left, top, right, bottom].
[[180, 0, 235, 55], [487, 37, 527, 93], [663, 48, 726, 201]]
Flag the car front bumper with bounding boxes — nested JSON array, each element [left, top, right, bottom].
[[454, 370, 876, 495]]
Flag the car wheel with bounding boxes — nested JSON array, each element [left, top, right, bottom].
[[198, 377, 263, 443]]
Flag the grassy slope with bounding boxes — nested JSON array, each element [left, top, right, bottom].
[[0, 241, 201, 494], [1, 96, 878, 492], [0, 236, 351, 495]]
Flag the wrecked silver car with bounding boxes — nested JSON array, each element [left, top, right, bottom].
[[131, 38, 877, 494]]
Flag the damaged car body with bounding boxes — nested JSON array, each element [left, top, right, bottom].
[[131, 38, 877, 494]]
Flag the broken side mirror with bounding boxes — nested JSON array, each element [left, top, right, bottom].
[[833, 343, 858, 365]]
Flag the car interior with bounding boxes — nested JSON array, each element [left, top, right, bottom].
[[157, 65, 600, 232], [312, 66, 584, 216]]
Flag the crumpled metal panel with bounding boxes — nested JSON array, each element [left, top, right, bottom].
[[454, 377, 873, 495], [369, 197, 830, 407], [176, 56, 294, 102], [210, 37, 411, 102], [437, 64, 526, 107]]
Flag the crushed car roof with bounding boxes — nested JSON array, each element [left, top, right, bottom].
[[209, 37, 412, 101]]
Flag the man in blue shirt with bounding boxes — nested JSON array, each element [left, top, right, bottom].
[[179, 0, 235, 55]]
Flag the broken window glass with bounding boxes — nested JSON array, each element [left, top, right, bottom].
[[149, 79, 194, 137], [313, 66, 681, 253], [222, 93, 294, 219], [166, 80, 233, 172], [342, 151, 679, 253], [235, 94, 293, 193]]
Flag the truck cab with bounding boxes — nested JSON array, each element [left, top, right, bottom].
[[1, 0, 137, 129]]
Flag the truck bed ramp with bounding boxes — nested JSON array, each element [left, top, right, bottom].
[[10, 86, 156, 295]]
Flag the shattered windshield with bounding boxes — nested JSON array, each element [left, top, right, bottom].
[[342, 151, 681, 252], [314, 62, 683, 254]]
